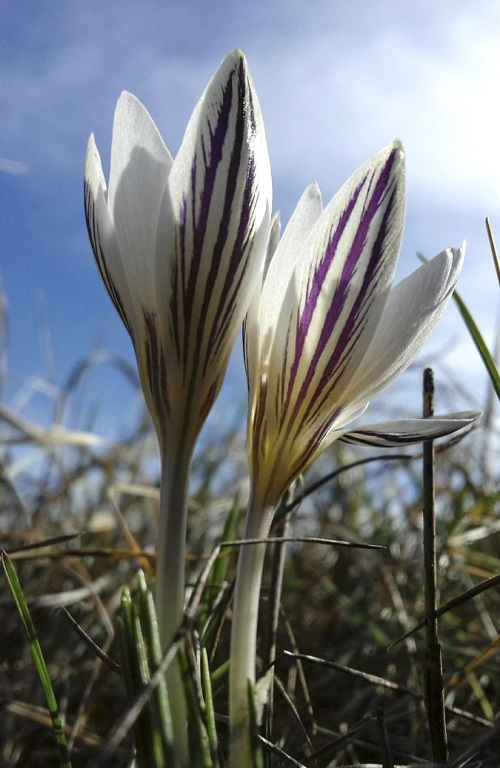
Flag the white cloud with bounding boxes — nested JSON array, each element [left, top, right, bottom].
[[250, 2, 499, 217], [0, 157, 30, 175], [2, 0, 497, 210], [1, 0, 497, 412]]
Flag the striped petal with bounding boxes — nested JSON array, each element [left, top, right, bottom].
[[166, 50, 272, 399], [268, 142, 405, 448], [338, 412, 480, 447]]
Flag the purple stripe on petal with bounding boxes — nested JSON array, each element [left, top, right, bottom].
[[196, 61, 260, 374], [143, 309, 171, 421], [262, 402, 344, 506], [286, 176, 365, 401], [340, 412, 478, 447], [84, 180, 132, 339], [315, 155, 397, 385], [172, 60, 241, 370], [196, 375, 221, 433], [171, 56, 262, 396], [180, 63, 239, 359], [340, 432, 415, 447], [283, 148, 399, 432], [170, 195, 188, 364]]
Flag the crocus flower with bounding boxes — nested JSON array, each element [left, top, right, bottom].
[[84, 50, 271, 763], [244, 141, 475, 511], [85, 50, 271, 471], [229, 140, 478, 766]]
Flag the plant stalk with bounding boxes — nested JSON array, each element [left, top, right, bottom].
[[155, 442, 194, 767], [229, 491, 275, 768]]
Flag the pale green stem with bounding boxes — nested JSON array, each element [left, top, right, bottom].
[[229, 491, 275, 768], [155, 442, 194, 768]]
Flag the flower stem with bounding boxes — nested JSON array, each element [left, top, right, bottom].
[[229, 493, 275, 768], [155, 443, 193, 767]]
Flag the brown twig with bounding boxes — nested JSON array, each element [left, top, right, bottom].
[[422, 368, 448, 763]]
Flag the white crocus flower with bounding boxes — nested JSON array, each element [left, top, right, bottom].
[[84, 50, 271, 764], [229, 140, 479, 766]]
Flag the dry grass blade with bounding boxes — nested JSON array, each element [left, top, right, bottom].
[[6, 700, 128, 753], [1, 300, 497, 765], [272, 675, 316, 764], [279, 651, 421, 699], [301, 715, 376, 766], [256, 733, 308, 767], [445, 635, 500, 697], [388, 574, 500, 650], [220, 536, 385, 550], [29, 571, 117, 608], [486, 217, 499, 285], [280, 611, 316, 736], [448, 717, 500, 768], [281, 454, 414, 516], [60, 606, 120, 672], [5, 532, 81, 554], [0, 401, 106, 449]]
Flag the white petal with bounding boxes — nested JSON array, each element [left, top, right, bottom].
[[259, 183, 323, 339], [84, 135, 136, 336], [263, 211, 281, 280], [345, 246, 465, 406], [108, 91, 173, 209], [108, 92, 174, 309], [244, 213, 281, 398]]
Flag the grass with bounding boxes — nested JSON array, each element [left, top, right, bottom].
[[1, 321, 499, 767]]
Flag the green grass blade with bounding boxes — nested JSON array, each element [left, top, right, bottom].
[[201, 647, 220, 768], [453, 288, 500, 400], [137, 570, 176, 753], [199, 502, 241, 653], [179, 643, 213, 768], [211, 501, 240, 588], [200, 502, 240, 625], [1, 550, 73, 768], [119, 584, 166, 768]]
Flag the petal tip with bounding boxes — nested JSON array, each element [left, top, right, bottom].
[[307, 181, 322, 204], [85, 134, 105, 187], [232, 48, 246, 63], [86, 133, 96, 154], [392, 138, 404, 153]]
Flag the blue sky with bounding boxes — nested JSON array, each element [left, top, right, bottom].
[[1, 0, 499, 440]]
